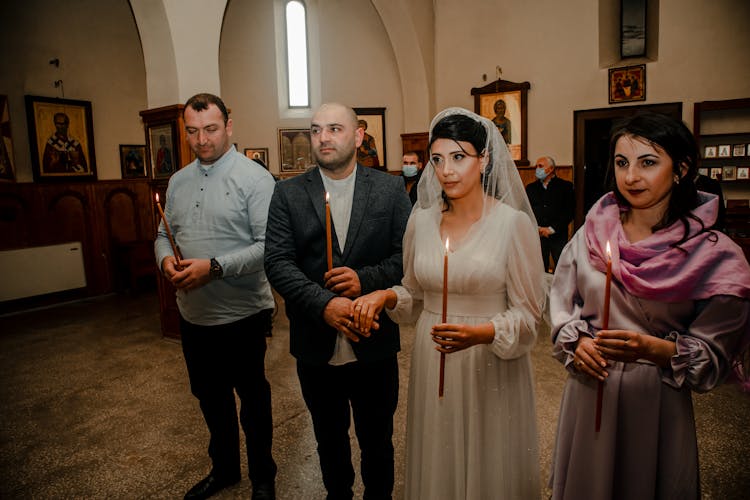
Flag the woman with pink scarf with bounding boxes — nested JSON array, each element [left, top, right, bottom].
[[549, 113, 750, 499]]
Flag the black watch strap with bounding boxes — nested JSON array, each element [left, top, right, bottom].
[[209, 257, 223, 280]]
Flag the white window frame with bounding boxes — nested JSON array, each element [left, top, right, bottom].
[[274, 0, 320, 118]]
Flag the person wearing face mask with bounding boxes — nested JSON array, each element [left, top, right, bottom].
[[401, 151, 423, 205], [525, 156, 574, 272]]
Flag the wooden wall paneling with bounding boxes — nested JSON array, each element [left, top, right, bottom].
[[0, 189, 33, 249], [0, 179, 157, 312], [41, 186, 101, 293]]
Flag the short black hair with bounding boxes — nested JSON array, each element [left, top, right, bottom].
[[184, 93, 229, 123]]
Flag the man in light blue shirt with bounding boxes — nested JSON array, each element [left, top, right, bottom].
[[154, 93, 276, 500]]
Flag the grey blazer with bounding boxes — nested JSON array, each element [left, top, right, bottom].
[[264, 164, 412, 365]]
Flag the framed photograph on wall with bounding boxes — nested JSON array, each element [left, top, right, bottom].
[[0, 94, 16, 182], [119, 144, 146, 178], [471, 78, 530, 165], [148, 123, 176, 178], [244, 147, 269, 168], [717, 144, 732, 158], [697, 168, 708, 177], [710, 167, 722, 180], [737, 167, 749, 180], [278, 128, 313, 173], [703, 146, 717, 159], [621, 0, 647, 58], [722, 166, 737, 181], [608, 64, 646, 104], [354, 107, 386, 170], [24, 95, 97, 182], [732, 144, 746, 157]]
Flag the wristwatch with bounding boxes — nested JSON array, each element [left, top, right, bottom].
[[209, 257, 223, 280]]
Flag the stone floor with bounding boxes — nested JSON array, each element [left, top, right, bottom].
[[0, 289, 748, 499]]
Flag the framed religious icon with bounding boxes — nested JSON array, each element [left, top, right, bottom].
[[710, 167, 722, 180], [148, 123, 177, 178], [722, 166, 737, 181], [0, 95, 16, 182], [119, 144, 147, 178], [608, 64, 646, 104], [697, 168, 709, 177], [354, 107, 387, 170], [278, 128, 313, 174], [25, 95, 97, 182], [244, 147, 269, 168], [737, 166, 749, 180], [703, 146, 717, 159], [717, 144, 732, 158], [732, 144, 746, 157], [471, 78, 530, 166]]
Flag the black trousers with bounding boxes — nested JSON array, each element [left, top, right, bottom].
[[180, 310, 276, 485], [541, 234, 567, 272], [297, 356, 399, 500]]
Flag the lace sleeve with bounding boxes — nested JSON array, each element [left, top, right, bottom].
[[386, 211, 423, 325], [489, 209, 545, 359]]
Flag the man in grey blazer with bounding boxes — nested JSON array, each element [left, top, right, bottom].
[[265, 103, 411, 500]]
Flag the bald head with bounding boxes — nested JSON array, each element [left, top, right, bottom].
[[310, 102, 363, 178], [314, 103, 359, 129]]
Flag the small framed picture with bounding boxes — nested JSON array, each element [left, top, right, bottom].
[[737, 166, 749, 180], [733, 144, 746, 157], [704, 146, 717, 158], [710, 167, 722, 180], [278, 128, 313, 173], [698, 168, 708, 176], [608, 64, 646, 104], [244, 147, 269, 168], [717, 144, 732, 158], [722, 166, 737, 181], [148, 123, 176, 178], [119, 144, 146, 178]]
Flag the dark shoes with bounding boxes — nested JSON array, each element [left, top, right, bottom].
[[184, 473, 240, 500], [251, 481, 276, 500]]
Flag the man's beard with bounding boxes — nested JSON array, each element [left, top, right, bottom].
[[314, 145, 356, 173]]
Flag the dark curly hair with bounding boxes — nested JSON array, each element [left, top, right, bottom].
[[606, 112, 712, 248]]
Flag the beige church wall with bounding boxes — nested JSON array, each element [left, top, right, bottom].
[[220, 0, 403, 173], [0, 0, 147, 182], [432, 0, 750, 171]]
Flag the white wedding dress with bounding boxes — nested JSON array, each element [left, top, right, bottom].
[[388, 202, 545, 500]]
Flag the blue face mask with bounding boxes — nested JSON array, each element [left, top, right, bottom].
[[535, 167, 547, 180], [402, 165, 418, 178]]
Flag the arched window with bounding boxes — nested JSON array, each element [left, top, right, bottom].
[[285, 0, 309, 108]]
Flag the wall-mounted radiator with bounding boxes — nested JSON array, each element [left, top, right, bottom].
[[0, 242, 87, 302]]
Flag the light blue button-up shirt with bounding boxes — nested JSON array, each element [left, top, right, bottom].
[[155, 147, 275, 326]]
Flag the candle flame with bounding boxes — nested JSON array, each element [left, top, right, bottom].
[[445, 237, 450, 253], [325, 191, 330, 203], [606, 240, 611, 258], [155, 192, 160, 203]]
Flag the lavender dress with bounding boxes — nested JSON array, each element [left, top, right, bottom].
[[549, 229, 750, 499]]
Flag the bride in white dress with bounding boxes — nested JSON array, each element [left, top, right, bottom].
[[352, 108, 545, 499]]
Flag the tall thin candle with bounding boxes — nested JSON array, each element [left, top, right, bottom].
[[325, 192, 333, 271], [154, 193, 182, 268], [596, 241, 612, 433], [439, 237, 449, 398]]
